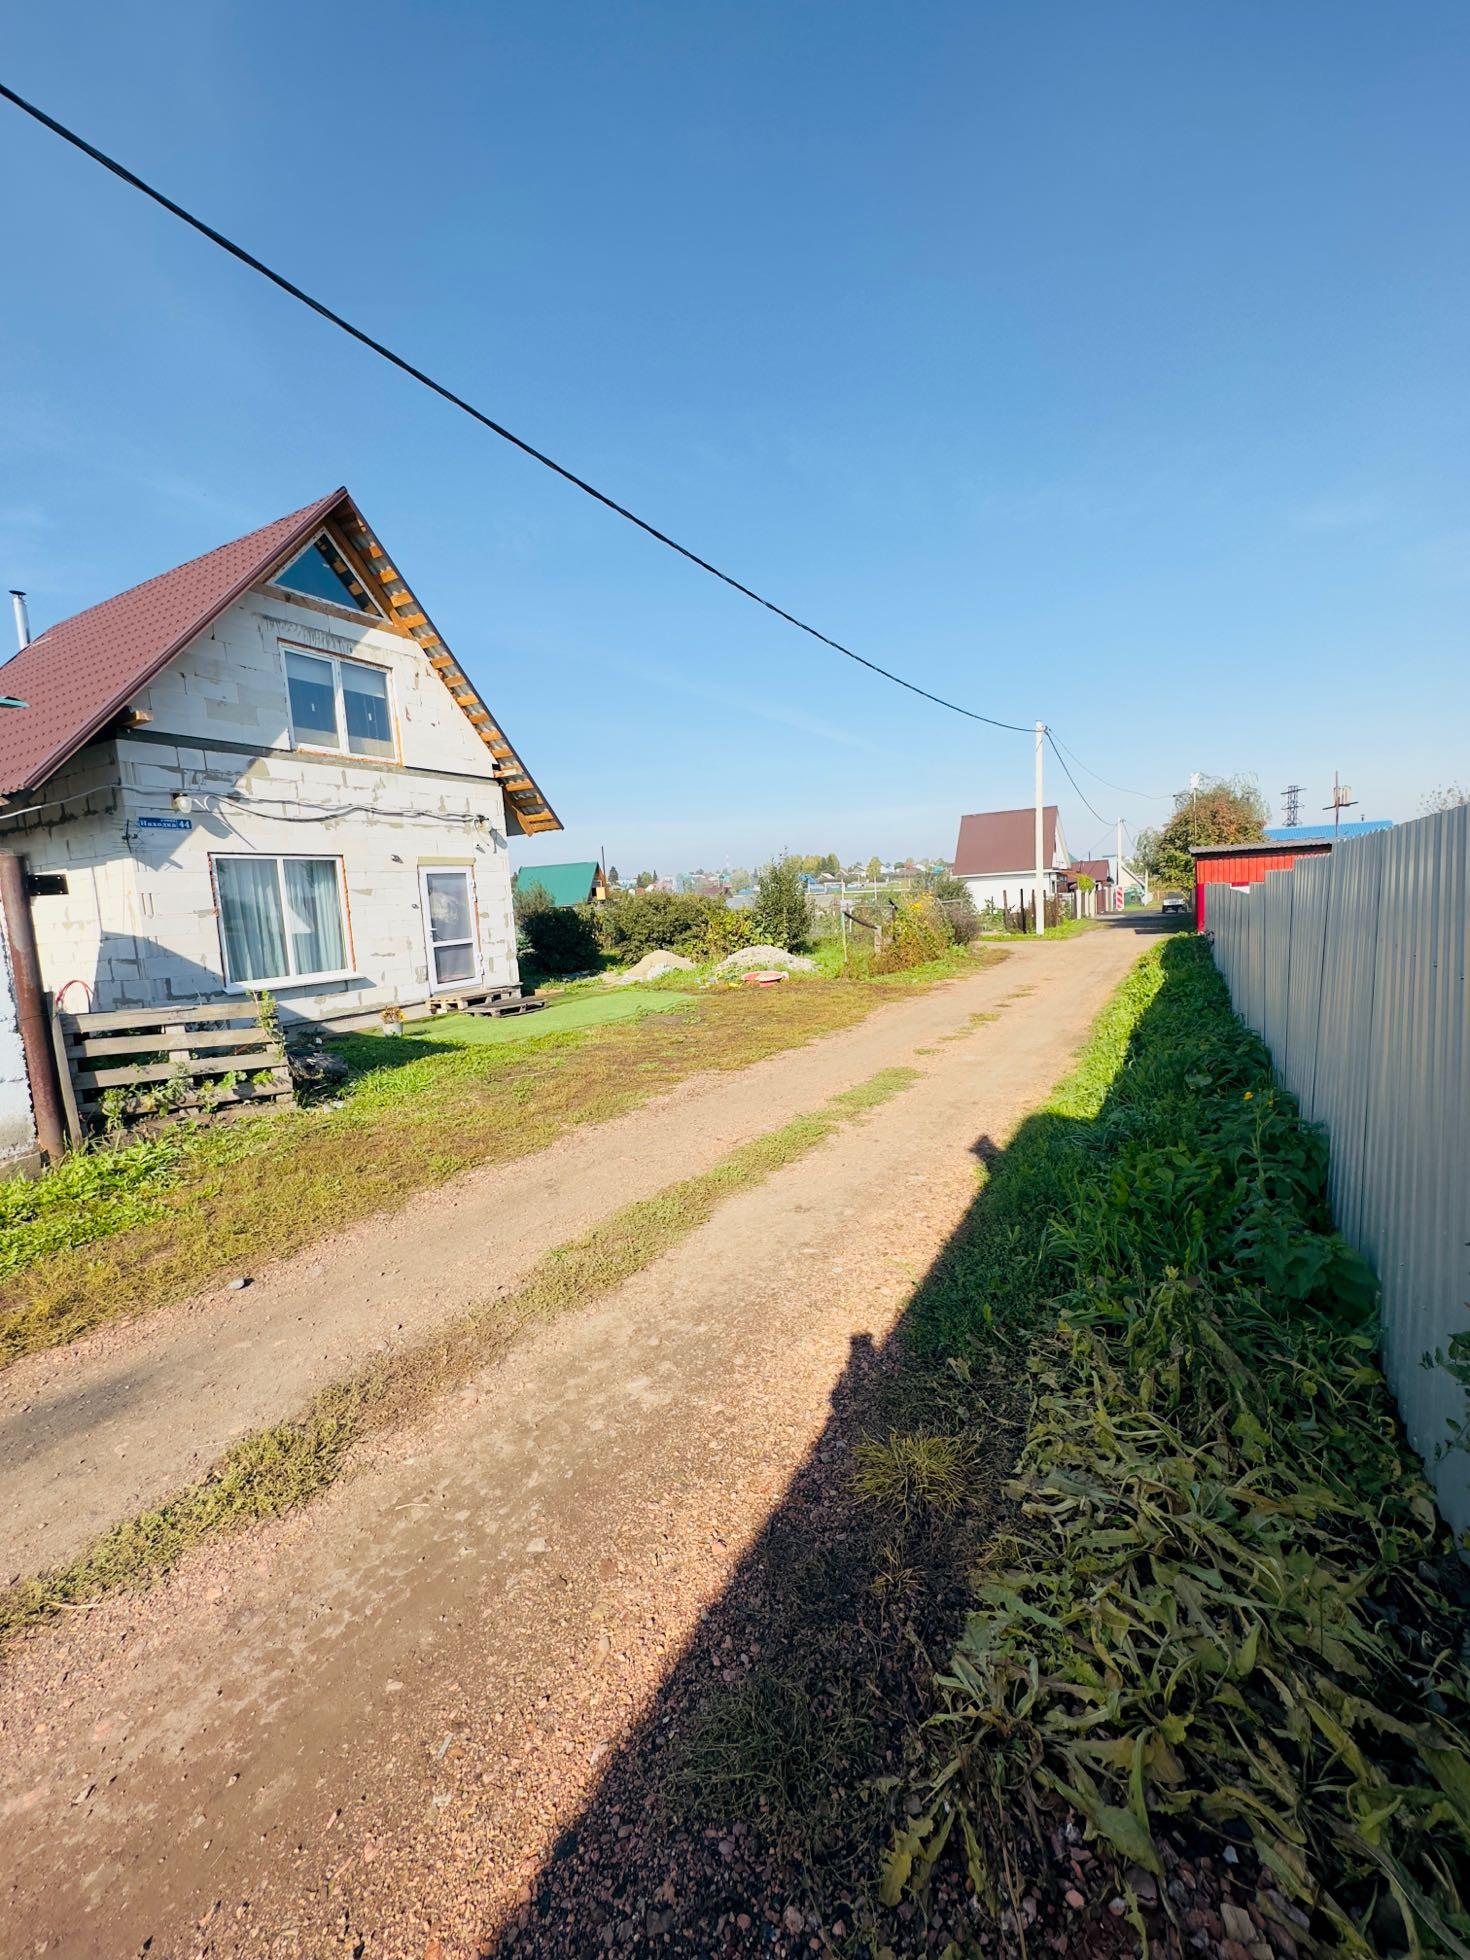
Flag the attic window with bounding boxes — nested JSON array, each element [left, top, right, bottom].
[[273, 534, 378, 614]]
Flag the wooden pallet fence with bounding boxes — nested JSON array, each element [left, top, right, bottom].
[[54, 999, 295, 1140]]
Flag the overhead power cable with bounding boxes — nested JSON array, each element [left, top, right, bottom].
[[1044, 730, 1111, 828], [1046, 728, 1169, 802], [0, 80, 1036, 736]]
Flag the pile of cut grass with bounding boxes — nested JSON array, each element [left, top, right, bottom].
[[885, 936, 1470, 1954]]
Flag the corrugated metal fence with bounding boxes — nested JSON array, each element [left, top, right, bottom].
[[1206, 805, 1470, 1537]]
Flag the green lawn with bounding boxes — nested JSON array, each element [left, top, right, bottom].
[[400, 987, 693, 1047], [0, 955, 1002, 1365]]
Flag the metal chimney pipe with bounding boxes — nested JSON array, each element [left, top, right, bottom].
[[9, 590, 30, 651]]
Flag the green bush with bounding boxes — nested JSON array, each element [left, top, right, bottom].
[[872, 896, 953, 973], [521, 902, 601, 973], [598, 889, 750, 963], [751, 856, 813, 951], [915, 869, 981, 946], [513, 877, 555, 928], [698, 903, 756, 960]]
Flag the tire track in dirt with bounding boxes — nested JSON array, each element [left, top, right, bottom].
[[4, 954, 1036, 1579]]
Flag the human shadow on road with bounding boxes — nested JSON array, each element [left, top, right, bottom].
[[483, 924, 1188, 1958]]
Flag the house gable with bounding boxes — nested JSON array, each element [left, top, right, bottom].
[[130, 587, 498, 780], [952, 805, 1066, 877], [0, 490, 559, 836]]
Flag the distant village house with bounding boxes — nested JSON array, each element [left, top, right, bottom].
[[513, 861, 608, 907], [951, 805, 1071, 915]]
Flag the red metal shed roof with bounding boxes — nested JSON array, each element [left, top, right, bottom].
[[1187, 838, 1325, 859], [953, 805, 1059, 876], [0, 491, 341, 795]]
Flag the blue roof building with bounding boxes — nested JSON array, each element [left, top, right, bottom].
[[1263, 821, 1393, 844]]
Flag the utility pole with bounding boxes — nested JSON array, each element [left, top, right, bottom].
[[1115, 814, 1124, 915], [1280, 784, 1304, 827], [0, 853, 66, 1164], [1034, 720, 1046, 936], [1323, 772, 1357, 838]]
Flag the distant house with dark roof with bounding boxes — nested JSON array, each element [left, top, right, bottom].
[[951, 805, 1071, 914], [1063, 856, 1112, 890], [1060, 856, 1147, 912], [0, 488, 558, 1030], [513, 861, 607, 907]]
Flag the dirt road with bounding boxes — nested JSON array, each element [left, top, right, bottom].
[[0, 924, 1151, 1959], [3, 956, 1030, 1578]]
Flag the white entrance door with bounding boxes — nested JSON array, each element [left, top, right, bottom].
[[421, 866, 480, 989]]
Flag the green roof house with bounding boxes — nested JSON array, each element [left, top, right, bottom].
[[513, 861, 608, 907]]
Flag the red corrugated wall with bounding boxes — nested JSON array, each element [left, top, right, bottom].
[[1194, 844, 1332, 929]]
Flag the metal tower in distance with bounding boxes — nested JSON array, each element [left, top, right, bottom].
[[1280, 784, 1305, 827]]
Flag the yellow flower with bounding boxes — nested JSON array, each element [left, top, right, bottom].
[[1243, 1091, 1253, 1101]]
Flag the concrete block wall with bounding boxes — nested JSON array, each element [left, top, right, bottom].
[[113, 735, 518, 1024], [132, 590, 498, 779], [8, 584, 530, 1028], [0, 746, 136, 1016]]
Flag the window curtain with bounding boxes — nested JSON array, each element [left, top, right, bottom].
[[341, 662, 394, 758], [217, 858, 288, 983], [283, 859, 347, 976], [424, 870, 476, 983]]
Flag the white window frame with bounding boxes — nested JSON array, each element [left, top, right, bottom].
[[280, 641, 400, 764], [419, 862, 481, 991], [211, 852, 357, 991]]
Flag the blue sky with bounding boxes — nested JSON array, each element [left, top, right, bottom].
[[2, 2, 1466, 876]]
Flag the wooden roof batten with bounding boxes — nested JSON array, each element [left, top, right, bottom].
[[332, 500, 562, 837]]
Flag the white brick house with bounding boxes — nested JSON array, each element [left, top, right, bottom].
[[0, 489, 559, 1031]]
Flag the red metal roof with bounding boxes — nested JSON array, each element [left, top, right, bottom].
[[0, 490, 560, 832], [953, 805, 1059, 877], [1065, 857, 1112, 885], [0, 491, 342, 795]]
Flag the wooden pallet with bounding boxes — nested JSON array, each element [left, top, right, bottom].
[[54, 998, 294, 1141], [428, 984, 546, 1018]]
